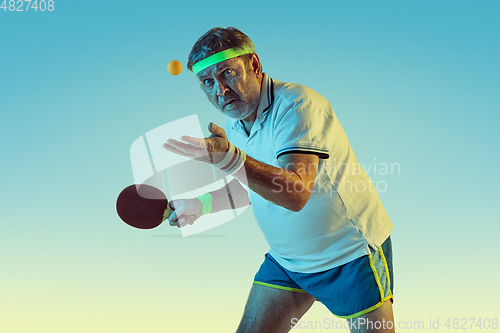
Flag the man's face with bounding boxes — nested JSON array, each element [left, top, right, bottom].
[[197, 54, 262, 122]]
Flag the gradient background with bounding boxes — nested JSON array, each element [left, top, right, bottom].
[[1, 1, 499, 332]]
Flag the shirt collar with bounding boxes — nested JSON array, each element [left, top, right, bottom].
[[254, 72, 273, 127], [231, 72, 273, 133]]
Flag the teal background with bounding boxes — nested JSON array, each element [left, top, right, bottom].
[[1, 0, 499, 332]]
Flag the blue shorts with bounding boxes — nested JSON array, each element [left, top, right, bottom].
[[253, 236, 394, 319]]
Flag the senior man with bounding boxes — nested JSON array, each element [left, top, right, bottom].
[[163, 27, 395, 333]]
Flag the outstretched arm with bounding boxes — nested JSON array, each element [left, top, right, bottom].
[[164, 123, 319, 213]]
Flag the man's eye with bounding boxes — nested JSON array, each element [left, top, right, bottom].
[[204, 79, 213, 86], [223, 69, 232, 77]]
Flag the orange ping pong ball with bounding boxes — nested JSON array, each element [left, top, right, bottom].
[[167, 60, 183, 75]]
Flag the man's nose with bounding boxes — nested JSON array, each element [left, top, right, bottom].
[[214, 79, 228, 96]]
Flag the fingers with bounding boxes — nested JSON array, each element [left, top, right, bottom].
[[168, 200, 182, 220], [176, 215, 196, 228], [167, 207, 180, 226], [170, 214, 196, 228], [164, 138, 210, 158], [208, 122, 226, 138], [180, 135, 207, 148], [167, 200, 198, 228], [163, 141, 199, 158]]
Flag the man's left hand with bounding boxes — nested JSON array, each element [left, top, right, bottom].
[[163, 122, 229, 164]]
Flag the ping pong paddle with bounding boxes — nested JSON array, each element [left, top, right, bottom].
[[116, 184, 175, 229]]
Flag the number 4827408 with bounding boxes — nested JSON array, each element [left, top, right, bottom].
[[1, 0, 55, 11]]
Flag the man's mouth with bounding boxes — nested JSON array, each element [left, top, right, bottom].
[[222, 100, 236, 108]]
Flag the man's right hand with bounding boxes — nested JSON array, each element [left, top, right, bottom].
[[168, 198, 203, 228]]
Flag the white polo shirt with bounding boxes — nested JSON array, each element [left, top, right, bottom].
[[225, 73, 393, 273]]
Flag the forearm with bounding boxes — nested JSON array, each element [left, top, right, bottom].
[[209, 178, 250, 214], [232, 155, 315, 212], [163, 125, 316, 213]]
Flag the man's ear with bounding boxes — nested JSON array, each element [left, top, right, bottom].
[[251, 53, 262, 77]]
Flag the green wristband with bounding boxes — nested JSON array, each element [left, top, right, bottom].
[[197, 193, 213, 216]]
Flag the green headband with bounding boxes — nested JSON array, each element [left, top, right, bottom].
[[192, 46, 254, 75]]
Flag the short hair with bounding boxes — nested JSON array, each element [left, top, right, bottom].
[[187, 27, 257, 73]]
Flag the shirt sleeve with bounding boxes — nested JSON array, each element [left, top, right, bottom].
[[273, 96, 334, 160]]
